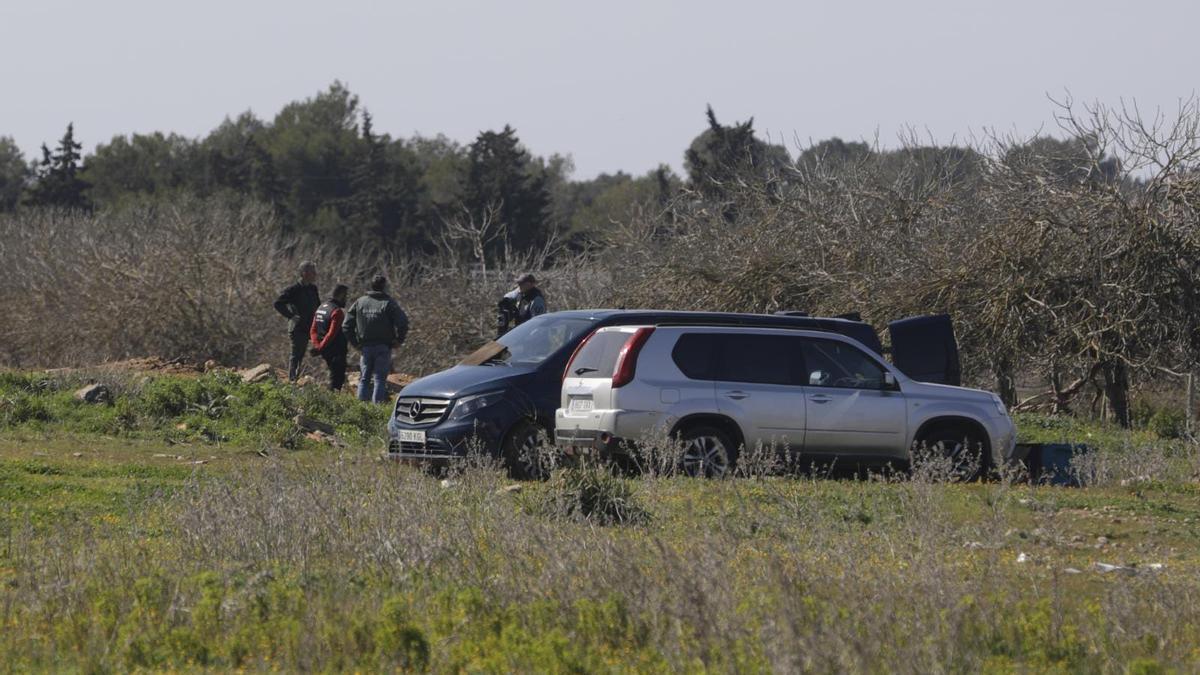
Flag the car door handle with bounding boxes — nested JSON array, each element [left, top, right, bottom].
[[810, 394, 833, 403], [725, 391, 748, 400]]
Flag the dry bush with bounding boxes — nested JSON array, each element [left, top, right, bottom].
[[0, 196, 615, 376], [604, 98, 1200, 415]]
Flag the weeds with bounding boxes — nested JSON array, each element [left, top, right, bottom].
[[539, 462, 650, 526]]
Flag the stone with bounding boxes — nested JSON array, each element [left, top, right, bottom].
[[239, 364, 274, 384], [74, 383, 111, 404], [496, 484, 524, 495]]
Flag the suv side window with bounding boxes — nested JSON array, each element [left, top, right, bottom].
[[714, 334, 801, 386], [671, 333, 717, 380], [799, 338, 888, 390]]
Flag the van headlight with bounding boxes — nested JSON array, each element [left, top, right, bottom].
[[447, 391, 507, 421]]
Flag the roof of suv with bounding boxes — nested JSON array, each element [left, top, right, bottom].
[[554, 308, 863, 327], [554, 309, 882, 352]]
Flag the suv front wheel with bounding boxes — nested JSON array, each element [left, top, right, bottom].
[[915, 422, 987, 482], [678, 425, 738, 478]]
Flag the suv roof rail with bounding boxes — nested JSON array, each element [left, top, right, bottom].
[[651, 321, 843, 333]]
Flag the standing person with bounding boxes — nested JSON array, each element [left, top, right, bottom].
[[309, 284, 350, 391], [496, 273, 548, 336], [346, 275, 409, 403], [273, 261, 321, 381]]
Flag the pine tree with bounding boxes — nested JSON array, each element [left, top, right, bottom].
[[463, 125, 549, 255], [349, 111, 423, 249], [25, 123, 90, 210]]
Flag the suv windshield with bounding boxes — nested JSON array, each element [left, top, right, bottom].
[[487, 315, 596, 367]]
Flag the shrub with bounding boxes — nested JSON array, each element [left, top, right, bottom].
[[540, 464, 649, 526]]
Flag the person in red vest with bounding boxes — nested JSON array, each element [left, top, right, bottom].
[[309, 284, 349, 390]]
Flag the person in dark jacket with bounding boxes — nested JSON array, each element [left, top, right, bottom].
[[496, 273, 547, 337], [346, 275, 409, 403], [309, 284, 349, 391], [273, 261, 321, 381]]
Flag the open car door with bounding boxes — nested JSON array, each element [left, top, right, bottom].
[[887, 314, 961, 386]]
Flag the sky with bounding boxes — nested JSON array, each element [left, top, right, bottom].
[[1, 0, 1197, 179]]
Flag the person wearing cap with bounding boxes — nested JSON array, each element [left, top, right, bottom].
[[496, 273, 548, 337]]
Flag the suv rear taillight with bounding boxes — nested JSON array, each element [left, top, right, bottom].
[[611, 327, 655, 388], [563, 330, 598, 383]]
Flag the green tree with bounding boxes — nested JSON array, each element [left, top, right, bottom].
[[684, 105, 790, 202], [263, 82, 362, 234], [463, 125, 551, 254], [82, 132, 198, 206], [199, 111, 281, 204], [0, 136, 28, 211], [559, 165, 680, 245], [24, 123, 90, 210], [349, 111, 425, 250]]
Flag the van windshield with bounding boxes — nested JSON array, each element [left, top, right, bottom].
[[482, 315, 597, 367]]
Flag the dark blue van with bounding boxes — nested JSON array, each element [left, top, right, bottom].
[[386, 309, 958, 476]]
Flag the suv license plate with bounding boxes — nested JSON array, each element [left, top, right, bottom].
[[399, 430, 426, 444], [569, 398, 594, 413]]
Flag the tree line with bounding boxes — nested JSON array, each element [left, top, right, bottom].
[[0, 82, 685, 256]]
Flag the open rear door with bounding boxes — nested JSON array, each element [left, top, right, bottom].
[[887, 314, 961, 386]]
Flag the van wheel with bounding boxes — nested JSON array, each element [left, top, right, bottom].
[[678, 425, 737, 479], [503, 420, 549, 481], [917, 423, 986, 482]]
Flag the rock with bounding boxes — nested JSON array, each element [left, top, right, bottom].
[[203, 359, 220, 372], [1093, 562, 1135, 574], [440, 479, 456, 489], [239, 363, 274, 384], [74, 383, 111, 404], [71, 452, 83, 458], [1063, 567, 1083, 574], [295, 376, 315, 386], [1097, 536, 1109, 545], [496, 484, 523, 495], [1016, 552, 1029, 563], [175, 422, 188, 431], [293, 415, 335, 435]]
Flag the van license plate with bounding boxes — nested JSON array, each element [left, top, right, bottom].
[[568, 398, 594, 413], [399, 430, 426, 444]]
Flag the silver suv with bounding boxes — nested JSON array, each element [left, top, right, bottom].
[[555, 325, 1016, 477]]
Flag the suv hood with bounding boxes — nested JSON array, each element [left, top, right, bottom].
[[398, 364, 536, 400], [902, 379, 996, 403]]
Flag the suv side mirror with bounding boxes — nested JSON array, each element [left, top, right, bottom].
[[882, 372, 897, 390]]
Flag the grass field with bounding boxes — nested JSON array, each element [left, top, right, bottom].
[[2, 370, 1199, 672]]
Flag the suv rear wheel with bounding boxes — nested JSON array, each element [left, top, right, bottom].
[[678, 425, 738, 478]]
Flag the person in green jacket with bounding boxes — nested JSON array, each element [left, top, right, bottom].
[[346, 275, 410, 403]]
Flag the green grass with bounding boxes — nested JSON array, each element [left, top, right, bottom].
[[2, 373, 1200, 672]]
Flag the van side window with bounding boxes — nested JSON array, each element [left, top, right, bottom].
[[671, 333, 717, 380], [715, 334, 799, 386], [800, 338, 887, 389]]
